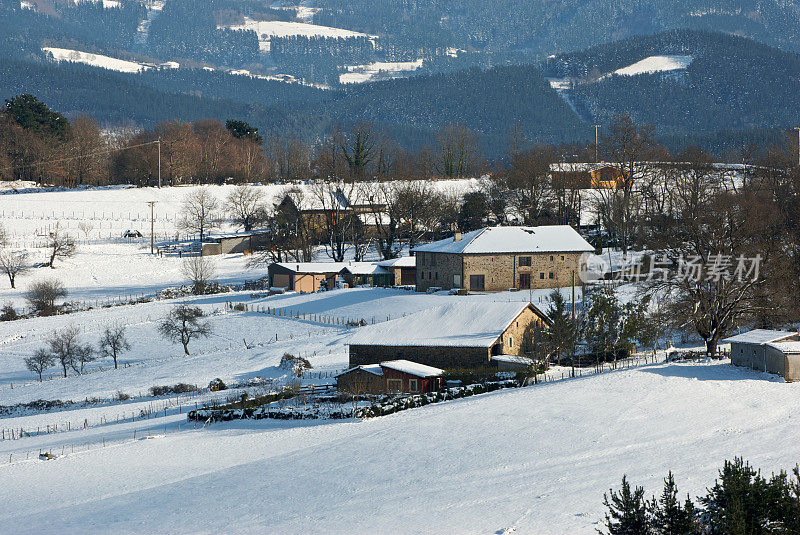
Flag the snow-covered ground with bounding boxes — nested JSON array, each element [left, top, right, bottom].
[[339, 59, 424, 84], [1, 360, 796, 534], [42, 47, 149, 74], [222, 18, 375, 52], [611, 55, 693, 77]]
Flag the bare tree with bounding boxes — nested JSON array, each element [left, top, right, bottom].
[[25, 349, 54, 381], [181, 255, 217, 294], [78, 221, 94, 239], [46, 225, 76, 268], [0, 248, 28, 288], [599, 114, 660, 256], [98, 323, 131, 369], [72, 344, 95, 374], [435, 124, 482, 178], [159, 304, 211, 355], [502, 145, 556, 225], [310, 181, 357, 262], [179, 187, 219, 241], [25, 278, 66, 315], [225, 185, 267, 232], [47, 325, 83, 377]]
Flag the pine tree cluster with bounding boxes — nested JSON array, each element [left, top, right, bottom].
[[600, 458, 800, 535]]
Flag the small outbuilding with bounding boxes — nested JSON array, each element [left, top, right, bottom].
[[335, 360, 443, 394], [377, 256, 417, 286], [339, 262, 392, 287], [724, 329, 800, 381], [268, 262, 347, 293], [348, 301, 550, 369]]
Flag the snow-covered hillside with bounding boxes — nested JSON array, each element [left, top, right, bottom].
[[1, 359, 796, 534], [339, 59, 424, 84], [612, 55, 693, 76], [42, 47, 149, 74], [222, 18, 374, 52]]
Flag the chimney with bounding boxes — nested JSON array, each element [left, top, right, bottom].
[[453, 229, 462, 242]]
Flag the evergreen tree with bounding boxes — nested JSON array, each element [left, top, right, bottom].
[[546, 289, 579, 366], [585, 287, 623, 367], [648, 472, 699, 535], [600, 476, 650, 535], [226, 120, 263, 145], [5, 94, 70, 141]]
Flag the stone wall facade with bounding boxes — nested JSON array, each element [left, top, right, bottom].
[[348, 305, 547, 367], [415, 250, 584, 292]]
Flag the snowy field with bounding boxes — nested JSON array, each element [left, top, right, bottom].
[[1, 360, 797, 534], [42, 47, 149, 74], [0, 181, 793, 533], [612, 55, 693, 77], [339, 59, 424, 84], [223, 18, 374, 52]]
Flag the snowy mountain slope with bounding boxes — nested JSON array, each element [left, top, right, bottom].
[[1, 360, 797, 533], [611, 54, 693, 76], [222, 18, 373, 52]]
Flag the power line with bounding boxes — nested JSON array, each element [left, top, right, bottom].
[[0, 139, 161, 173]]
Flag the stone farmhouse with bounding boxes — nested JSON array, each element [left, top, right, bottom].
[[724, 329, 800, 382], [348, 301, 550, 369], [413, 225, 594, 293]]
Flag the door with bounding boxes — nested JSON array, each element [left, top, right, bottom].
[[469, 274, 485, 291]]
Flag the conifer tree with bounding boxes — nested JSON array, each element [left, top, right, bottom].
[[600, 476, 650, 535], [649, 472, 699, 535]]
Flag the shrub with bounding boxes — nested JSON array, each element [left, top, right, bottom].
[[0, 303, 17, 321], [149, 383, 197, 396], [116, 391, 131, 401], [209, 378, 226, 391], [279, 353, 312, 377], [233, 303, 246, 311], [26, 279, 67, 316]]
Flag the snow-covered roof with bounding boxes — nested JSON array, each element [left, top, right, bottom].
[[341, 262, 391, 275], [380, 360, 443, 377], [491, 354, 533, 366], [723, 329, 798, 345], [766, 341, 800, 353], [348, 302, 543, 348], [377, 256, 416, 268], [412, 226, 594, 255], [274, 262, 348, 273], [335, 364, 384, 377]]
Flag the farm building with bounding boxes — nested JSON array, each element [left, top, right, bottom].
[[412, 225, 594, 293], [275, 187, 385, 237], [339, 263, 392, 287], [268, 262, 346, 293], [550, 163, 627, 189], [200, 231, 270, 256], [335, 360, 443, 394], [377, 256, 417, 286], [348, 301, 550, 369], [724, 329, 800, 382]]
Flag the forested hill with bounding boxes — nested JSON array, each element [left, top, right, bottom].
[[544, 30, 800, 141]]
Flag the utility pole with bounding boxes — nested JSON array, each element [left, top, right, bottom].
[[147, 201, 157, 255], [157, 137, 162, 188], [593, 125, 601, 162], [571, 270, 575, 320], [795, 127, 800, 167]]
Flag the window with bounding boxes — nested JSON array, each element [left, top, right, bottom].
[[470, 274, 485, 291], [409, 379, 418, 392], [454, 274, 462, 287], [387, 379, 403, 392], [421, 272, 425, 279], [519, 256, 532, 267], [540, 272, 545, 279], [435, 272, 439, 280], [550, 255, 554, 261], [519, 273, 531, 289], [560, 255, 565, 261], [549, 272, 554, 279], [509, 337, 513, 347]]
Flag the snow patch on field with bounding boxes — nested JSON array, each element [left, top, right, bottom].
[[42, 47, 149, 74], [223, 18, 374, 52], [72, 0, 121, 7], [340, 59, 423, 84], [612, 55, 693, 77]]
